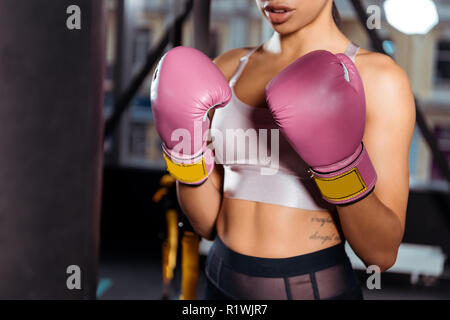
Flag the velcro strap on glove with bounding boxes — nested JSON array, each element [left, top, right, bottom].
[[312, 143, 377, 205]]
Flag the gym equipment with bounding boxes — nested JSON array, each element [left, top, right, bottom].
[[0, 0, 105, 299], [153, 175, 201, 300]]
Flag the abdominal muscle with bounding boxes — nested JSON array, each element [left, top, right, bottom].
[[215, 197, 343, 258]]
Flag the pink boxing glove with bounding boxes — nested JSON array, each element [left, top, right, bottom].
[[266, 50, 377, 205], [151, 46, 232, 184]]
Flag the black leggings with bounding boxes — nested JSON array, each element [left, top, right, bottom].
[[204, 236, 363, 300]]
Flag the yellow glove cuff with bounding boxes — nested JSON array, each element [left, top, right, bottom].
[[163, 153, 208, 184], [313, 168, 367, 202]]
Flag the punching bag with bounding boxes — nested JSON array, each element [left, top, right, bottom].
[[0, 0, 105, 299]]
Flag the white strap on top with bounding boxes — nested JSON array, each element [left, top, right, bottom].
[[344, 42, 360, 62], [229, 46, 261, 88]]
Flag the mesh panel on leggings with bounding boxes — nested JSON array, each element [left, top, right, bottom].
[[219, 264, 288, 300], [315, 263, 353, 299], [213, 262, 357, 300], [287, 274, 315, 300]]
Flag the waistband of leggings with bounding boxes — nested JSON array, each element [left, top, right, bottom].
[[210, 236, 351, 278]]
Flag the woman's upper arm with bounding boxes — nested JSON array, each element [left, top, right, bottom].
[[359, 53, 416, 231]]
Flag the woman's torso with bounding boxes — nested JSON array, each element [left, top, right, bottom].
[[211, 44, 361, 258]]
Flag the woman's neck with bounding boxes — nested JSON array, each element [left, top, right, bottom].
[[263, 10, 349, 60]]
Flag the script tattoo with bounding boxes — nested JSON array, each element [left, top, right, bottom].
[[310, 216, 333, 227], [309, 231, 341, 244]]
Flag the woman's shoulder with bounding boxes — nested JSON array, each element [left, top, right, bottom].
[[213, 47, 256, 81], [355, 48, 415, 121], [355, 48, 410, 90]]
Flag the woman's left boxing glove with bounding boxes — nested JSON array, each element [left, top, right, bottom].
[[151, 46, 232, 185], [266, 50, 377, 205]]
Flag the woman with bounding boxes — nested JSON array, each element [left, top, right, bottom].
[[154, 0, 416, 300]]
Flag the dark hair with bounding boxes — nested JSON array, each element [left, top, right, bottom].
[[332, 1, 341, 28]]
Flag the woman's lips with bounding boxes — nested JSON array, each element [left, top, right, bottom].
[[264, 5, 295, 24]]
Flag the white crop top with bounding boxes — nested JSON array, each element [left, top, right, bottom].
[[210, 43, 360, 210]]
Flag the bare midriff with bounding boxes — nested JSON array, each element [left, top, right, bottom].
[[216, 198, 343, 258]]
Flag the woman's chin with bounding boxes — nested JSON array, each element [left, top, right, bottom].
[[270, 23, 303, 36]]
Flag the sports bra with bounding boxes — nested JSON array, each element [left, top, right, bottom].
[[210, 42, 360, 210]]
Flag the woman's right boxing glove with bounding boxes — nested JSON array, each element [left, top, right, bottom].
[[151, 46, 232, 185]]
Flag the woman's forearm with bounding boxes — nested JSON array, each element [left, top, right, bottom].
[[337, 192, 404, 271], [176, 173, 223, 240]]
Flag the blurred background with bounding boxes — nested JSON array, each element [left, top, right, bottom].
[[0, 0, 450, 300], [99, 0, 450, 300]]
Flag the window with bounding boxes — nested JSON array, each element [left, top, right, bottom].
[[436, 40, 450, 83]]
